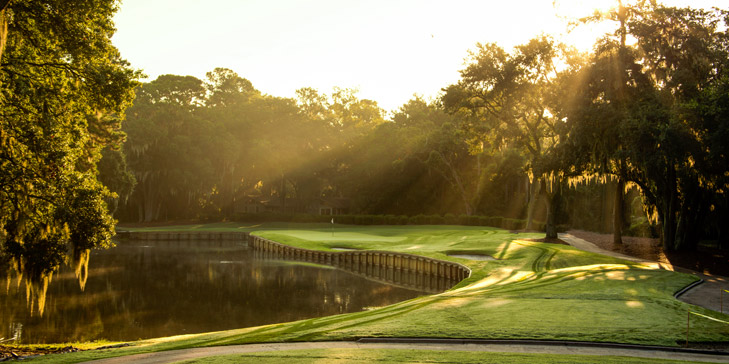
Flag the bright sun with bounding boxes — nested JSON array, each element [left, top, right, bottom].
[[553, 0, 619, 19], [551, 0, 623, 51]]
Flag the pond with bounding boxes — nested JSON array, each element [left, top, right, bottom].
[[0, 240, 433, 344]]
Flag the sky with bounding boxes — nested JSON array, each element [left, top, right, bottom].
[[112, 0, 723, 113]]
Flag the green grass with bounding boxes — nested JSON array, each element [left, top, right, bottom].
[[27, 223, 729, 363], [238, 226, 728, 346], [171, 348, 704, 364]]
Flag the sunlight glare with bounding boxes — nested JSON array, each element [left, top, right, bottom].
[[554, 0, 617, 19], [480, 298, 514, 309], [462, 269, 533, 292], [553, 0, 622, 52], [431, 297, 472, 308], [112, 0, 720, 112]]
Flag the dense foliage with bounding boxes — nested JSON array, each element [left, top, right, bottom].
[[117, 79, 536, 223], [0, 0, 139, 314], [558, 4, 729, 250]]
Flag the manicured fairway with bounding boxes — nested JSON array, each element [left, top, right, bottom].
[[235, 225, 729, 346], [27, 224, 729, 363]]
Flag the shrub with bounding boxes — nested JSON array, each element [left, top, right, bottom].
[[371, 215, 385, 225], [409, 214, 426, 225], [335, 215, 355, 225], [444, 213, 458, 225], [502, 218, 527, 231], [292, 214, 315, 223], [487, 216, 503, 228], [234, 212, 542, 231], [425, 214, 442, 225], [458, 214, 470, 225], [384, 215, 397, 225]]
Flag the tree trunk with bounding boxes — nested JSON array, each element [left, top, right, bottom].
[[662, 203, 676, 251], [662, 166, 678, 251], [452, 170, 473, 216], [139, 178, 161, 223], [0, 0, 11, 62], [137, 202, 144, 223], [0, 8, 8, 62], [613, 178, 624, 244], [430, 151, 474, 216], [720, 194, 729, 251], [525, 176, 541, 230], [720, 196, 729, 251], [443, 161, 473, 216], [545, 180, 561, 239], [280, 174, 286, 212], [545, 200, 557, 238], [675, 185, 706, 251], [601, 183, 609, 232]]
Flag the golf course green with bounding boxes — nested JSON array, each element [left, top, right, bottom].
[[25, 223, 729, 363]]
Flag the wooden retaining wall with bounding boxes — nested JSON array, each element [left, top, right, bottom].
[[115, 230, 249, 242], [250, 235, 471, 293]]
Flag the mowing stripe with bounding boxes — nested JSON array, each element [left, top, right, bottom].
[[513, 241, 557, 273]]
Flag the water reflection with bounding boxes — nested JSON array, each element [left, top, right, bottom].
[[0, 240, 429, 344], [254, 250, 463, 293], [2, 247, 92, 318]]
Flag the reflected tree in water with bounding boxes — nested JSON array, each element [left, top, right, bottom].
[[1, 242, 432, 344]]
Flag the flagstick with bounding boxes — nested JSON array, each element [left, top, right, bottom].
[[331, 217, 334, 237]]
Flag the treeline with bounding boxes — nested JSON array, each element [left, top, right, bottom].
[[105, 3, 729, 252], [110, 70, 639, 236], [106, 70, 527, 223]]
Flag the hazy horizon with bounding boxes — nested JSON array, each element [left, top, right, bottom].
[[112, 0, 719, 112]]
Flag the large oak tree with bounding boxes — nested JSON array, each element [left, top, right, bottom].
[[443, 36, 573, 237], [560, 4, 729, 251], [0, 0, 139, 315]]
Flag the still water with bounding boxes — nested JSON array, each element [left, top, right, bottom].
[[0, 240, 430, 344]]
